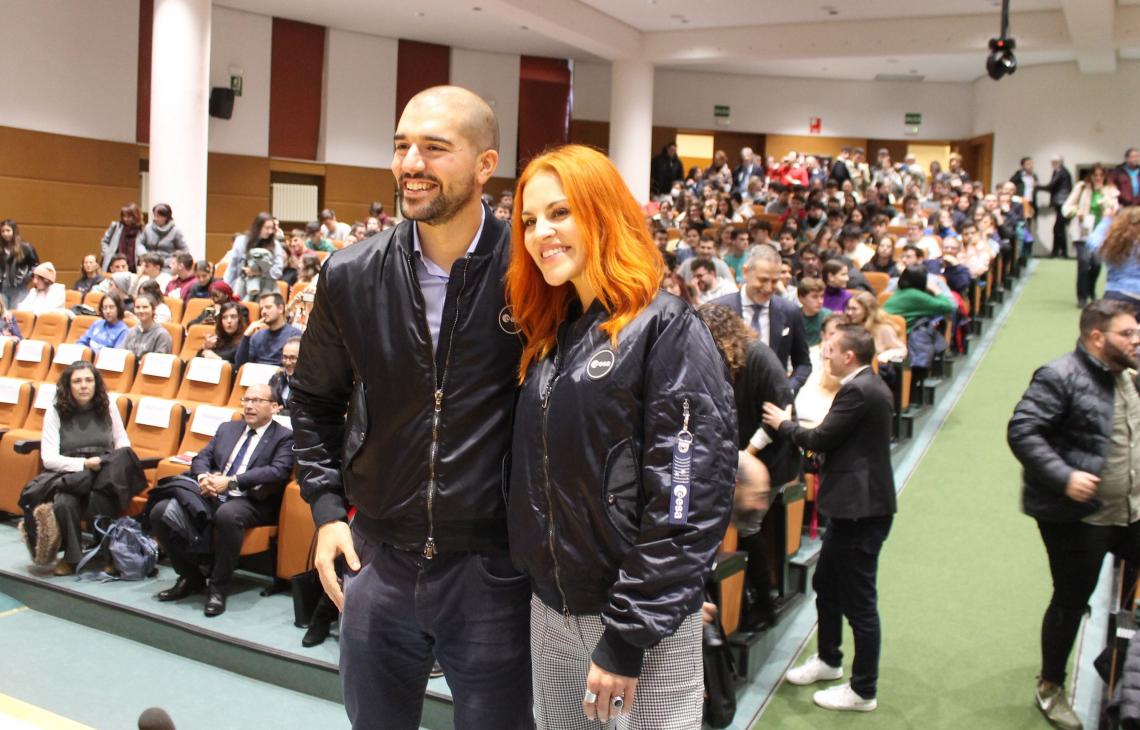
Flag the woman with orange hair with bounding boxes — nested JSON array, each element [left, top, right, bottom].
[[506, 145, 737, 728]]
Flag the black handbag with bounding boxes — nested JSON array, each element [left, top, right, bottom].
[[290, 533, 322, 628], [703, 592, 739, 728]]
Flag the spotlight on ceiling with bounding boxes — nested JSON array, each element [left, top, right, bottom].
[[986, 0, 1017, 81], [987, 37, 1017, 79]]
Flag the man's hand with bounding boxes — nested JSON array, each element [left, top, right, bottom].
[[584, 661, 639, 723], [83, 456, 102, 471], [1065, 471, 1100, 503], [761, 402, 792, 430], [244, 320, 268, 337], [315, 521, 360, 612]]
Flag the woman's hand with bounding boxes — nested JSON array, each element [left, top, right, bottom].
[[83, 456, 102, 471], [584, 662, 638, 723], [203, 334, 218, 349]]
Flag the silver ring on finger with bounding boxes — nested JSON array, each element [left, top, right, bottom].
[[583, 690, 598, 704], [612, 695, 624, 711]]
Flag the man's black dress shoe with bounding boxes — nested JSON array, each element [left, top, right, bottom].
[[204, 588, 227, 617], [156, 576, 203, 602]]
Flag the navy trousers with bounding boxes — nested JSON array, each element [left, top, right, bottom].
[[340, 524, 534, 730], [814, 515, 893, 700]]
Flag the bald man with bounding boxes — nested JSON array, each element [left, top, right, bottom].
[[291, 86, 532, 729]]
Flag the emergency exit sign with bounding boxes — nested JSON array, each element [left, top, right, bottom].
[[714, 105, 730, 118], [905, 112, 922, 125]]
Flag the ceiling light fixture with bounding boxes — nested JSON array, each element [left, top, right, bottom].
[[986, 0, 1017, 80]]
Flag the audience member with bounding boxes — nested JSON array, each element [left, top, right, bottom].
[[690, 257, 738, 304], [1007, 300, 1140, 730], [712, 247, 812, 391], [149, 383, 294, 617], [883, 265, 955, 329], [844, 291, 907, 365], [30, 362, 135, 575], [185, 260, 215, 301], [765, 325, 896, 713], [235, 292, 301, 367], [319, 209, 351, 242], [821, 259, 852, 313], [1110, 147, 1140, 208], [269, 337, 300, 414], [137, 252, 172, 291], [0, 219, 39, 309], [79, 294, 129, 354], [199, 301, 246, 363], [99, 203, 142, 271], [862, 237, 899, 275], [1042, 156, 1074, 258], [17, 262, 65, 315], [304, 221, 336, 253], [1064, 164, 1117, 307], [74, 254, 105, 295], [794, 313, 845, 428], [107, 271, 138, 311], [926, 236, 971, 298], [164, 253, 197, 301], [121, 292, 172, 358], [1088, 204, 1140, 315], [137, 203, 189, 265], [225, 213, 285, 299], [136, 280, 173, 324], [798, 277, 831, 347]]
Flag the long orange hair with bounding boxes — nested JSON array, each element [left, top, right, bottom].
[[506, 145, 664, 382]]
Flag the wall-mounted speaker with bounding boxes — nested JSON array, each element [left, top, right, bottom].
[[209, 87, 234, 119]]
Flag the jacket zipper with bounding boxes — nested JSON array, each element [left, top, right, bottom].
[[423, 253, 472, 559], [541, 351, 572, 621]]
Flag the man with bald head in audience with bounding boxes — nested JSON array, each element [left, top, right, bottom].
[[290, 86, 532, 729]]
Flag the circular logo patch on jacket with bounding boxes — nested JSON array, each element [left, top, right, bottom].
[[498, 306, 520, 335], [586, 349, 616, 380]]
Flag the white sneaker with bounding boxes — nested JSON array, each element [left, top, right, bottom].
[[813, 683, 877, 712], [785, 654, 844, 686]]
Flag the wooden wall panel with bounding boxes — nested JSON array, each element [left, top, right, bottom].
[[206, 153, 269, 262], [269, 18, 325, 161], [0, 179, 139, 228], [866, 139, 909, 168], [325, 164, 395, 225], [0, 126, 139, 187], [517, 56, 571, 175], [569, 119, 609, 155], [765, 134, 868, 161]]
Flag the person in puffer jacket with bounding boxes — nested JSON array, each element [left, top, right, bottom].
[[506, 145, 737, 729]]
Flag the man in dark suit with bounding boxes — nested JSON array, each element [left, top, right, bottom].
[[269, 336, 300, 415], [1043, 155, 1074, 258], [712, 247, 812, 392], [733, 147, 762, 195], [762, 326, 896, 713], [150, 383, 294, 617]]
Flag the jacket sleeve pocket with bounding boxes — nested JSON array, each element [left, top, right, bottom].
[[603, 439, 642, 545]]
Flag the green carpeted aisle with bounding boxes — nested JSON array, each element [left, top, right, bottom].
[[759, 260, 1083, 729]]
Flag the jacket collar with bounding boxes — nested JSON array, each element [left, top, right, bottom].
[[1074, 341, 1118, 387], [392, 204, 503, 259]]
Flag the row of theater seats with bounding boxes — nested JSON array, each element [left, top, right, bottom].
[[0, 335, 315, 584]]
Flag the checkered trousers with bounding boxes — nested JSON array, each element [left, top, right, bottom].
[[530, 595, 704, 730]]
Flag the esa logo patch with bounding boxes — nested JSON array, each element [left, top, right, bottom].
[[586, 349, 616, 380], [498, 306, 520, 335]]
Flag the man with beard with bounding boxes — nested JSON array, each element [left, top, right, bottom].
[[1008, 300, 1140, 730], [290, 86, 532, 729]]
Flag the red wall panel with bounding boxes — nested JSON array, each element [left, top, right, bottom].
[[269, 18, 325, 160], [136, 0, 153, 144], [516, 56, 571, 176], [395, 40, 450, 126]]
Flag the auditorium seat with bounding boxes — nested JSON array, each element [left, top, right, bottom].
[[164, 296, 184, 324], [228, 363, 279, 407], [180, 325, 213, 360], [289, 281, 309, 302], [274, 481, 316, 581], [213, 261, 227, 281], [176, 357, 233, 406], [83, 291, 104, 309], [0, 378, 34, 435], [244, 302, 261, 322], [66, 315, 98, 344], [9, 340, 53, 382], [49, 342, 93, 381], [878, 290, 893, 306], [12, 310, 34, 337], [162, 321, 185, 353], [0, 336, 17, 376], [152, 403, 241, 485], [0, 383, 51, 515], [127, 353, 184, 400], [124, 397, 186, 514], [30, 311, 70, 345], [181, 298, 210, 326], [93, 348, 137, 393], [864, 271, 890, 297], [64, 289, 81, 308], [276, 281, 289, 300]]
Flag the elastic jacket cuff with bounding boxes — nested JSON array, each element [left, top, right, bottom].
[[591, 626, 646, 678], [310, 491, 349, 527]]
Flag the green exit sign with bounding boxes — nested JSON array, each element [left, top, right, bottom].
[[905, 112, 922, 125], [714, 105, 730, 118]]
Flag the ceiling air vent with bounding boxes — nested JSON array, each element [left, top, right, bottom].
[[874, 73, 926, 82]]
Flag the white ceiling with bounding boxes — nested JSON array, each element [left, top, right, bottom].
[[218, 0, 1137, 83], [578, 0, 1060, 32]]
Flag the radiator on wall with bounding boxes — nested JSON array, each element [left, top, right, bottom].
[[271, 183, 319, 222]]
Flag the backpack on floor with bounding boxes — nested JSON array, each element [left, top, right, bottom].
[[77, 516, 159, 581]]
